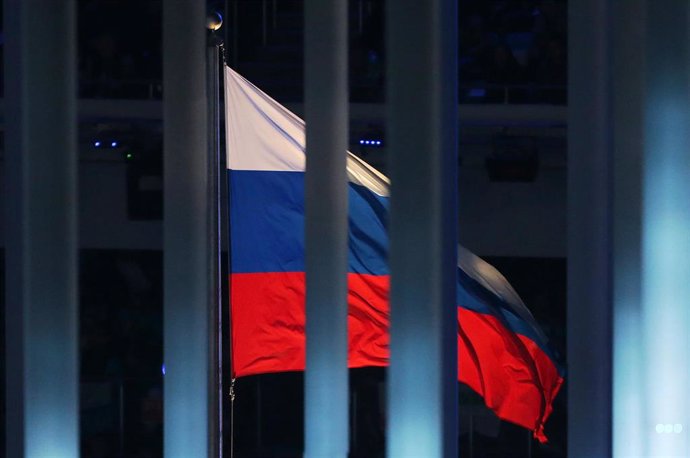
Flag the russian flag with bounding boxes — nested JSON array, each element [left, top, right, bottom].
[[224, 66, 563, 442]]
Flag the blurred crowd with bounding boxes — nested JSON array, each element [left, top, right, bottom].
[[460, 0, 566, 86], [351, 0, 567, 103], [76, 0, 566, 103], [79, 251, 163, 458], [458, 0, 567, 103]]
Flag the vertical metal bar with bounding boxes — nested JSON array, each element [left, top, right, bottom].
[[304, 0, 349, 457], [163, 1, 210, 456], [612, 1, 645, 456], [207, 33, 223, 458], [567, 0, 613, 456], [386, 0, 458, 456], [4, 1, 78, 456]]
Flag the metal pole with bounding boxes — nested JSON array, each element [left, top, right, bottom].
[[163, 1, 210, 456], [4, 1, 78, 456], [304, 0, 349, 457], [567, 1, 613, 456], [207, 24, 224, 458], [386, 0, 458, 456]]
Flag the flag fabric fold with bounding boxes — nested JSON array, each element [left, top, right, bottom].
[[224, 66, 563, 442]]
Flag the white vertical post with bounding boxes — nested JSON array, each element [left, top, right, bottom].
[[386, 0, 458, 456], [303, 0, 349, 456], [574, 2, 690, 456], [4, 1, 79, 456], [639, 3, 690, 455], [567, 1, 613, 456], [612, 1, 645, 456], [163, 1, 210, 457]]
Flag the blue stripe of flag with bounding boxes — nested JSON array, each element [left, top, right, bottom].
[[229, 170, 389, 275]]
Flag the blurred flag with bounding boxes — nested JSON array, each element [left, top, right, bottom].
[[224, 66, 563, 442]]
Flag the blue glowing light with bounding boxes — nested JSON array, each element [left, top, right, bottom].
[[359, 139, 384, 147], [162, 364, 166, 376], [111, 141, 118, 148], [468, 88, 486, 98], [94, 141, 101, 148]]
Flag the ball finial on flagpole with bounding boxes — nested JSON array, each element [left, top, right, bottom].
[[206, 11, 223, 31]]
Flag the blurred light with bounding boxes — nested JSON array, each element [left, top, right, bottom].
[[162, 364, 166, 376], [94, 141, 101, 148], [126, 153, 134, 160], [654, 423, 684, 434], [111, 141, 118, 148]]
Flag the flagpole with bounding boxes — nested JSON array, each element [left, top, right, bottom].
[[206, 12, 224, 458], [218, 7, 238, 456], [218, 50, 238, 458]]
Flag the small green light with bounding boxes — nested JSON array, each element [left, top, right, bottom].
[[126, 153, 133, 160]]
